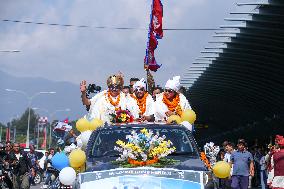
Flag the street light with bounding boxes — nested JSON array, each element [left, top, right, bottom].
[[0, 50, 20, 52], [5, 89, 56, 147], [49, 108, 71, 148]]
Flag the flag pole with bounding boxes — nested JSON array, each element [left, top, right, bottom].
[[145, 0, 155, 94]]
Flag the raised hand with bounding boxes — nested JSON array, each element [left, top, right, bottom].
[[80, 80, 87, 93]]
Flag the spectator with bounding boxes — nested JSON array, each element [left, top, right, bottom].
[[64, 129, 77, 146], [0, 142, 13, 189], [129, 77, 139, 94], [230, 139, 254, 189], [10, 142, 33, 189], [221, 142, 234, 189], [270, 138, 284, 189], [122, 86, 130, 95], [259, 149, 268, 189], [27, 144, 38, 186], [152, 86, 163, 101], [43, 148, 55, 188]]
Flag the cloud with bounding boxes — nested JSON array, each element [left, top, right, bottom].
[[0, 0, 237, 88]]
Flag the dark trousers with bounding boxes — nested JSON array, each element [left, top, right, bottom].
[[221, 178, 232, 189], [3, 174, 13, 189], [231, 175, 249, 189]]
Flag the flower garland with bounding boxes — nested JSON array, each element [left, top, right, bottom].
[[106, 90, 120, 107], [162, 93, 181, 116], [131, 93, 148, 115], [200, 152, 211, 169]]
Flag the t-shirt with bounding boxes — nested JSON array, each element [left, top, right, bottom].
[[230, 150, 253, 176]]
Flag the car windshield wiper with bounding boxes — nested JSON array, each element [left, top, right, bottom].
[[169, 151, 196, 156]]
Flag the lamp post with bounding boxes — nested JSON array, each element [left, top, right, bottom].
[[5, 89, 56, 147], [48, 108, 71, 149]]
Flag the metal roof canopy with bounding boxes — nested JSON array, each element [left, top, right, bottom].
[[181, 0, 284, 142]]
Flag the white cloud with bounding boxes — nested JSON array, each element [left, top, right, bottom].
[[0, 0, 237, 88]]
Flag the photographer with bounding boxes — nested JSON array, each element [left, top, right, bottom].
[[9, 143, 34, 189], [80, 81, 101, 111]]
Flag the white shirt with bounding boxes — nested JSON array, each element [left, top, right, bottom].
[[130, 94, 155, 117], [87, 90, 139, 123], [154, 93, 191, 121]]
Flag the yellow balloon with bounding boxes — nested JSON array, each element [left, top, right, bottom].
[[212, 161, 231, 178], [167, 115, 182, 124], [181, 109, 196, 124], [89, 118, 104, 131], [76, 118, 89, 132], [69, 149, 86, 168]]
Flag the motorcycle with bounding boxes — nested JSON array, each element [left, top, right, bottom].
[[0, 163, 11, 189], [33, 166, 44, 185]]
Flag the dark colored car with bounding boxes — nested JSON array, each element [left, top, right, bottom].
[[77, 123, 213, 189]]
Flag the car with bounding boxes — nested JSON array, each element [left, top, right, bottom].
[[77, 123, 214, 189]]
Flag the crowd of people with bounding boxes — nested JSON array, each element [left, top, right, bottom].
[[0, 141, 58, 189], [210, 136, 284, 189]]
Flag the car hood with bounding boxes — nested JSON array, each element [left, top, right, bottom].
[[86, 156, 207, 172], [79, 166, 206, 189]]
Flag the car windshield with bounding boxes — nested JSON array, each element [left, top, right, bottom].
[[91, 127, 197, 158]]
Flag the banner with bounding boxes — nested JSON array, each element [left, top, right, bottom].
[[145, 0, 163, 72], [6, 127, 10, 142], [79, 168, 203, 189]]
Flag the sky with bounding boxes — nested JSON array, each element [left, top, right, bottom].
[[0, 0, 258, 123], [0, 0, 242, 88]]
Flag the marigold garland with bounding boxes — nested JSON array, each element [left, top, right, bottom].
[[200, 152, 211, 169], [162, 93, 181, 114], [131, 93, 148, 115], [106, 90, 120, 107]]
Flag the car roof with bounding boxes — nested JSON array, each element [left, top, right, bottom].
[[97, 123, 190, 131]]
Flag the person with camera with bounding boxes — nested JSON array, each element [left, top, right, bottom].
[[9, 143, 34, 189], [80, 74, 139, 123]]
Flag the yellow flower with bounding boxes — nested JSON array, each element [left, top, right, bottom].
[[140, 128, 148, 134], [116, 140, 126, 147]]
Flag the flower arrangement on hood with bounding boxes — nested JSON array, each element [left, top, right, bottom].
[[109, 109, 134, 124], [113, 128, 177, 167]]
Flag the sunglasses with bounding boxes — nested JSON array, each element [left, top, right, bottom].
[[109, 85, 120, 91], [165, 89, 175, 93], [135, 88, 145, 92]]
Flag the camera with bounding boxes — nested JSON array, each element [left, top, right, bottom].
[[87, 84, 101, 95], [85, 84, 101, 111]]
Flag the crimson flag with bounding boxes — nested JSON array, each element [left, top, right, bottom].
[[152, 0, 163, 39], [144, 0, 163, 72]]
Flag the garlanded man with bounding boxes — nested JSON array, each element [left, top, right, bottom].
[[155, 76, 191, 121], [130, 78, 155, 122], [80, 74, 139, 123]]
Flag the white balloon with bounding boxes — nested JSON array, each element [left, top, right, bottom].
[[81, 130, 92, 146], [59, 167, 76, 185]]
